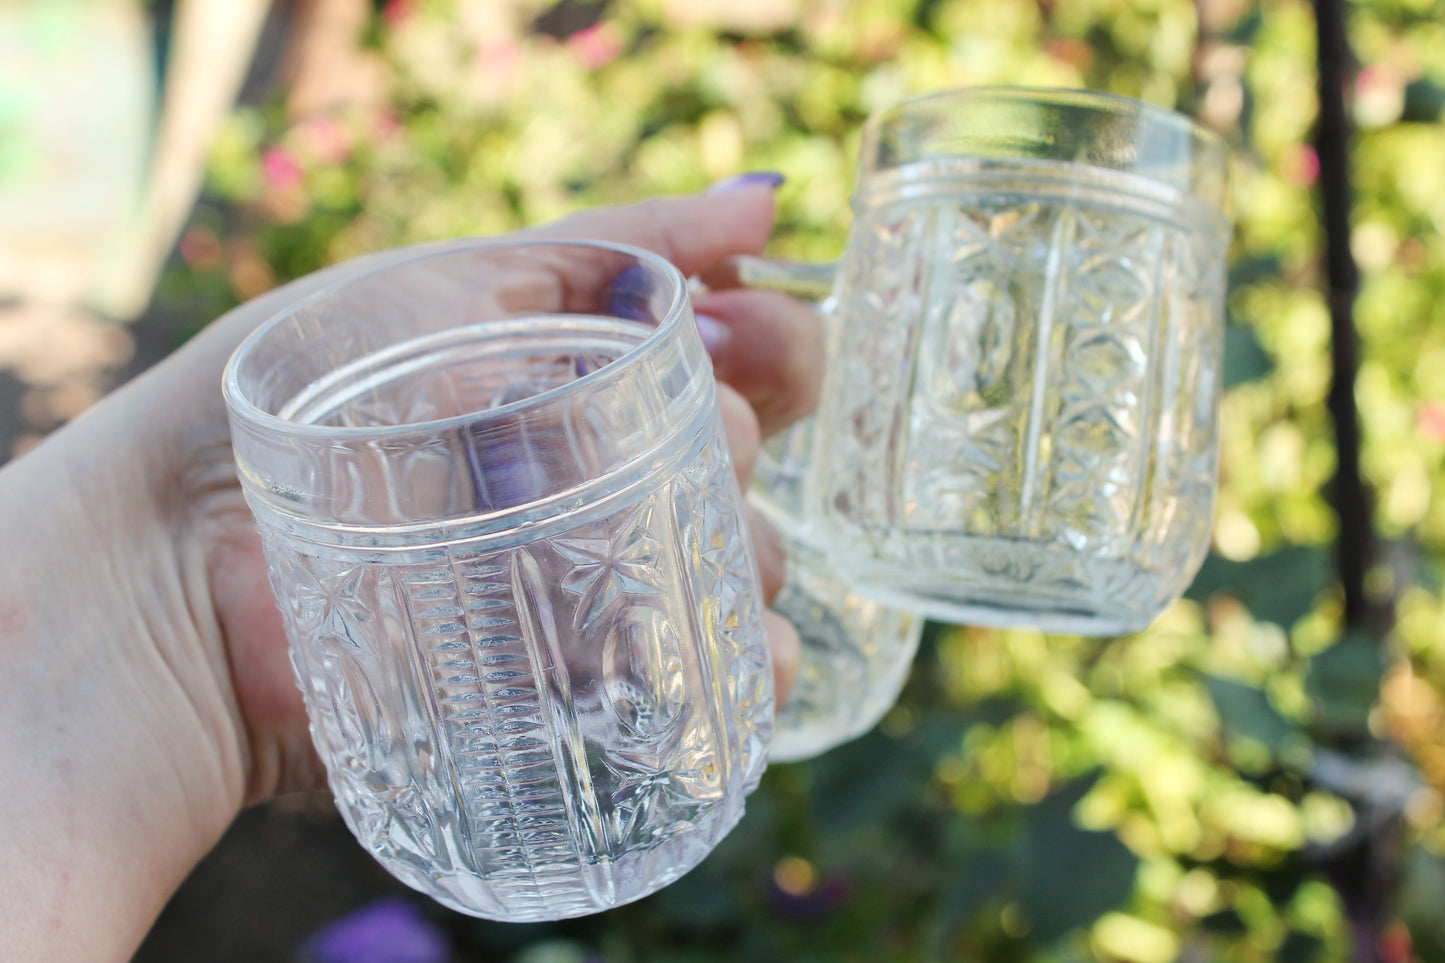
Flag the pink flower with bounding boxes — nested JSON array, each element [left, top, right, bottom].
[[371, 108, 403, 141], [1355, 64, 1402, 100], [382, 0, 415, 28], [296, 117, 352, 165], [1354, 64, 1406, 127], [262, 147, 304, 192], [178, 226, 223, 269], [1418, 402, 1445, 442], [475, 41, 521, 81], [566, 22, 624, 70], [1280, 144, 1319, 188]]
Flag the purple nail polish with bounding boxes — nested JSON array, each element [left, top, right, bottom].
[[708, 171, 786, 193], [607, 264, 654, 322], [695, 313, 731, 355], [465, 426, 562, 511]]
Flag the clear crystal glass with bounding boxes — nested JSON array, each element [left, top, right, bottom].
[[758, 514, 923, 762], [749, 88, 1232, 635], [752, 396, 923, 762], [223, 240, 773, 921]]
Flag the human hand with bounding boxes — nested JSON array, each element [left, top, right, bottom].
[[0, 183, 820, 961]]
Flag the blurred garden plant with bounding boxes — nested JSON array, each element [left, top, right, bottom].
[[157, 0, 1445, 959]]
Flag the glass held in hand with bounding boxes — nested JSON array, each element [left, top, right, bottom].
[[222, 239, 773, 922], [739, 86, 1234, 636]]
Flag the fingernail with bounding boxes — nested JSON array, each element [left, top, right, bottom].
[[695, 312, 731, 355], [708, 171, 785, 193], [606, 264, 654, 322]]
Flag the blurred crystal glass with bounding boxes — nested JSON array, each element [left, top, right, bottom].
[[751, 416, 924, 763], [744, 86, 1233, 636]]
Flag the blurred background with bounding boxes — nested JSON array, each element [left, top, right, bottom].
[[5, 0, 1445, 960]]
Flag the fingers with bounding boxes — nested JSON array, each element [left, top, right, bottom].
[[716, 383, 760, 487], [184, 185, 782, 385], [718, 382, 796, 709], [531, 184, 780, 278], [764, 610, 800, 708], [748, 504, 786, 605], [749, 505, 797, 708], [693, 288, 823, 437]]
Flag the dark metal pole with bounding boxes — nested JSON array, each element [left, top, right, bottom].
[[1314, 0, 1377, 636], [1313, 3, 1400, 961]]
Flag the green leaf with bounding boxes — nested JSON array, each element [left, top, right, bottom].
[[1185, 546, 1332, 629], [928, 848, 1011, 950], [648, 862, 744, 932], [1205, 675, 1298, 754], [806, 712, 969, 837], [1017, 775, 1140, 943], [1228, 254, 1285, 289], [1277, 930, 1324, 963], [1305, 630, 1385, 740], [1223, 320, 1274, 387], [1259, 859, 1308, 906], [806, 732, 925, 834], [1403, 78, 1445, 123], [510, 941, 595, 963], [468, 920, 560, 955], [1400, 847, 1445, 962], [1199, 909, 1249, 936]]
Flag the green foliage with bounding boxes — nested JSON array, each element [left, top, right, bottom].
[[157, 0, 1445, 959]]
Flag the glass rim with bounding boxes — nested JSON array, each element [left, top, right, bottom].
[[869, 85, 1226, 148], [222, 237, 692, 442], [860, 85, 1231, 212]]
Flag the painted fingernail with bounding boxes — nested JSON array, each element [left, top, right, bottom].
[[708, 171, 785, 193], [607, 264, 653, 322], [696, 312, 731, 355]]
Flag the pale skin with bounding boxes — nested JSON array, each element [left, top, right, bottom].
[[0, 185, 821, 962]]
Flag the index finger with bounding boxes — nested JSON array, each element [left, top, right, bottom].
[[527, 185, 779, 277]]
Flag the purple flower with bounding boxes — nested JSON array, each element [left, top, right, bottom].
[[300, 896, 452, 963]]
